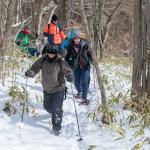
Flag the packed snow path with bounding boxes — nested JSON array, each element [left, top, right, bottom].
[[0, 64, 150, 150], [0, 69, 101, 150]]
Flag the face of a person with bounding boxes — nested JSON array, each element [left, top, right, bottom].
[[47, 53, 56, 58], [53, 19, 58, 25], [74, 38, 80, 44]]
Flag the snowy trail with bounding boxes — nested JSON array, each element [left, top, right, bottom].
[[0, 67, 102, 150], [0, 65, 150, 150], [0, 83, 79, 150], [0, 71, 100, 150], [0, 79, 123, 150]]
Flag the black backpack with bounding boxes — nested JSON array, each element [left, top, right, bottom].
[[74, 43, 89, 69]]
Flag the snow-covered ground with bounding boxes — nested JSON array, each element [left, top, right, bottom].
[[0, 59, 150, 150]]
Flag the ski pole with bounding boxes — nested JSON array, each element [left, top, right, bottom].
[[21, 102, 25, 122], [70, 83, 83, 141], [21, 77, 28, 122], [93, 66, 96, 90]]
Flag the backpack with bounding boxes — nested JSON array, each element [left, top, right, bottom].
[[42, 23, 60, 55], [74, 43, 89, 69]]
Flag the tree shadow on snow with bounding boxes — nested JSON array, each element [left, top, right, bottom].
[[8, 113, 51, 132], [25, 113, 51, 132]]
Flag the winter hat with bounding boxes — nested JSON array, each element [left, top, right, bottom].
[[51, 14, 58, 22], [46, 45, 59, 54], [73, 29, 81, 38], [22, 26, 30, 35]]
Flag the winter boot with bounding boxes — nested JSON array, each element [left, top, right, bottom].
[[74, 93, 82, 99], [79, 99, 90, 105], [50, 129, 60, 136]]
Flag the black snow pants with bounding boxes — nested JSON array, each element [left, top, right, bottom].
[[43, 90, 64, 131]]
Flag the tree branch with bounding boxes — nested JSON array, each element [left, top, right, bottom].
[[53, 0, 60, 5], [1, 0, 8, 10], [105, 0, 123, 26]]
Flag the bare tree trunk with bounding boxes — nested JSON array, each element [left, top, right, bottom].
[[4, 0, 17, 35], [92, 0, 104, 60], [59, 0, 71, 26], [145, 0, 150, 97], [0, 0, 17, 85], [53, 0, 71, 27], [132, 0, 143, 95], [147, 51, 150, 97], [146, 0, 150, 44], [79, 0, 90, 36], [30, 0, 35, 33], [0, 41, 5, 85], [142, 11, 147, 93], [34, 0, 43, 35]]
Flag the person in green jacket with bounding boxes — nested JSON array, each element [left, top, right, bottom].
[[15, 26, 38, 56]]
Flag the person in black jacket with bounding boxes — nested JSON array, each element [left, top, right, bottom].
[[65, 30, 93, 105]]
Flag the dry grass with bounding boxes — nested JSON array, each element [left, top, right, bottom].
[[102, 55, 132, 66]]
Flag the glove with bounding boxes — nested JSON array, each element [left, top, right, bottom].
[[25, 70, 35, 78], [65, 37, 68, 40], [16, 41, 21, 46], [66, 74, 74, 82]]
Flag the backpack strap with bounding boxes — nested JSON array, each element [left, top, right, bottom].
[[58, 59, 67, 100], [58, 59, 64, 84], [79, 45, 84, 69], [48, 23, 50, 34], [76, 43, 89, 69]]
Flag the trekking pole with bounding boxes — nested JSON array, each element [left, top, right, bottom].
[[21, 77, 28, 122], [21, 102, 25, 122], [70, 83, 83, 141], [93, 66, 96, 90]]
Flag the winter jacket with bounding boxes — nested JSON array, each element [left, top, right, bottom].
[[25, 55, 73, 93], [43, 22, 66, 45], [15, 31, 34, 53], [65, 39, 93, 70]]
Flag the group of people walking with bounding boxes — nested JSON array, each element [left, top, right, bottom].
[[24, 14, 93, 136]]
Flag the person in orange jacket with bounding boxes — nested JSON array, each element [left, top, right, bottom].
[[43, 14, 66, 49]]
